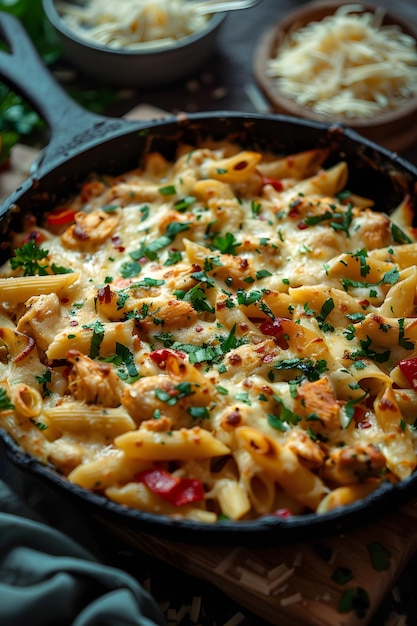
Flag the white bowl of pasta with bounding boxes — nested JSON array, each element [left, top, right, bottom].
[[1, 10, 417, 545], [42, 0, 226, 87], [254, 0, 417, 152]]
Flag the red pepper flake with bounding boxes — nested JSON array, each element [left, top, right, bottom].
[[233, 160, 248, 171], [97, 284, 112, 304], [195, 324, 204, 332], [297, 221, 308, 230]]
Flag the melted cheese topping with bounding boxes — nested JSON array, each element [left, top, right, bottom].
[[56, 0, 210, 49], [1, 141, 417, 523], [267, 4, 417, 119]]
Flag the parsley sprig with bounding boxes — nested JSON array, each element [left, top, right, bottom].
[[0, 387, 14, 411], [10, 240, 72, 276]]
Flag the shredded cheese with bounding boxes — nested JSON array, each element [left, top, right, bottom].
[[266, 4, 417, 119], [56, 0, 211, 50]]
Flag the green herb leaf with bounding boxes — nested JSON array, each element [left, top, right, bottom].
[[391, 223, 412, 244], [338, 587, 370, 618], [85, 321, 105, 359], [332, 567, 354, 585], [0, 387, 14, 411], [212, 232, 241, 255], [10, 240, 49, 276], [158, 184, 176, 196], [367, 542, 391, 572]]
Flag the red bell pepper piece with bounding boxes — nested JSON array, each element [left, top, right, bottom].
[[149, 348, 186, 365], [260, 318, 284, 337], [260, 317, 290, 349], [398, 357, 417, 389], [269, 508, 292, 519], [46, 207, 77, 226], [261, 176, 284, 192], [136, 467, 204, 506]]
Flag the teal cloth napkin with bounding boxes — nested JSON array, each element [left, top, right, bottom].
[[0, 479, 165, 626]]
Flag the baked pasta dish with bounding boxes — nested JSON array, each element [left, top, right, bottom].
[[0, 140, 417, 523]]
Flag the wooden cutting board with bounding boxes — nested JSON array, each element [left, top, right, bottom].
[[2, 104, 417, 626], [94, 501, 417, 626]]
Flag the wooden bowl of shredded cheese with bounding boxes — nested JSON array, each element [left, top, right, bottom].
[[254, 1, 417, 152], [42, 0, 226, 87]]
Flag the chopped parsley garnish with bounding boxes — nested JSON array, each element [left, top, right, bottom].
[[187, 406, 210, 420], [0, 387, 14, 411], [129, 222, 191, 262], [338, 587, 370, 618], [100, 342, 139, 382], [139, 205, 150, 222], [391, 222, 412, 244], [267, 396, 300, 431], [316, 297, 335, 332], [352, 248, 370, 277], [164, 250, 182, 266], [332, 567, 354, 585], [236, 288, 263, 306], [120, 260, 142, 278], [349, 336, 390, 363], [50, 263, 73, 275], [273, 358, 328, 382], [10, 240, 73, 276], [256, 269, 272, 279], [153, 332, 175, 348], [174, 196, 196, 212], [367, 542, 391, 571], [303, 202, 353, 237], [10, 240, 49, 276], [212, 232, 241, 255], [341, 266, 399, 291], [398, 318, 414, 350], [83, 320, 105, 359], [36, 370, 52, 397], [132, 277, 165, 288], [158, 184, 176, 196], [304, 209, 333, 226], [330, 202, 353, 237], [174, 284, 214, 314], [155, 382, 194, 405]]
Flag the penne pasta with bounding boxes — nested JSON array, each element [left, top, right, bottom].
[[0, 139, 416, 523]]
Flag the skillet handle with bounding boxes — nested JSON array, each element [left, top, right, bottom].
[[0, 11, 132, 176]]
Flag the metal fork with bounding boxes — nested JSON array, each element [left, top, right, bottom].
[[189, 0, 262, 16]]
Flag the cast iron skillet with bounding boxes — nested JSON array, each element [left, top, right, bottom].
[[1, 11, 417, 545]]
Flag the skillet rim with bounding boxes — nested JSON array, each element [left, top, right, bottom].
[[1, 110, 417, 545]]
